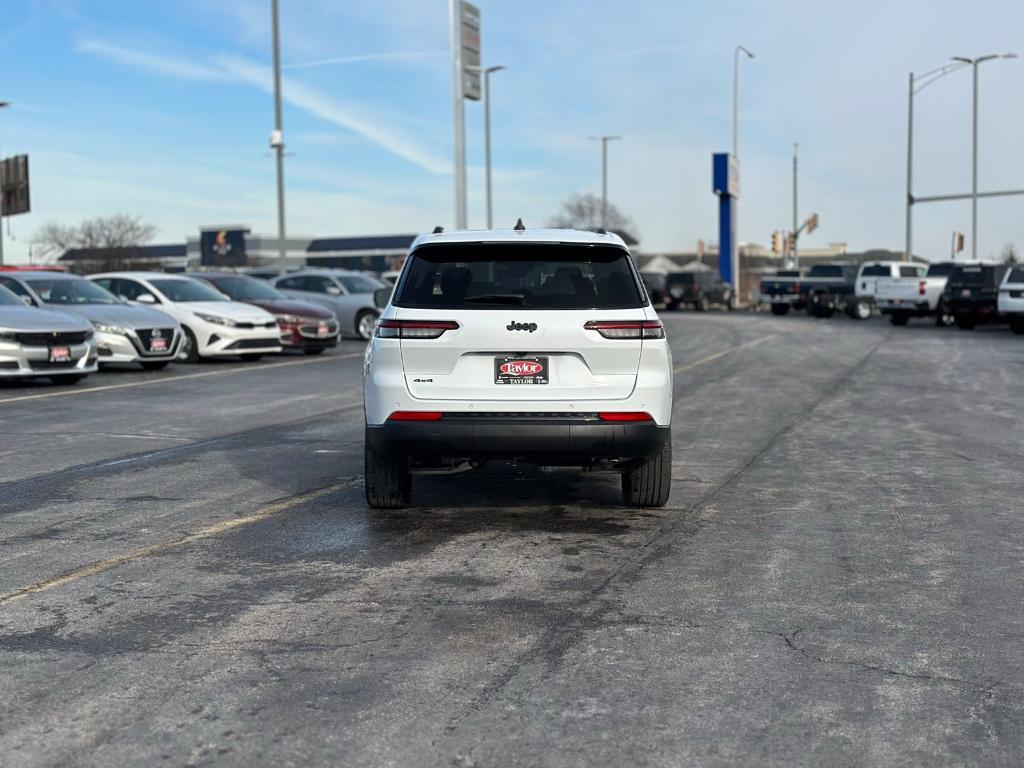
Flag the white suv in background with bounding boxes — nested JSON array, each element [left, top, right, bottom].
[[998, 265, 1024, 335], [90, 272, 281, 362], [363, 228, 673, 509]]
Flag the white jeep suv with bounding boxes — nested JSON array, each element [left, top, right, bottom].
[[363, 228, 673, 509]]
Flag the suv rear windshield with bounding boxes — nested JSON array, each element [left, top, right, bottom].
[[926, 263, 955, 277], [948, 265, 1005, 288], [394, 243, 645, 310]]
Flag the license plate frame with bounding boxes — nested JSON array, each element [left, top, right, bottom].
[[494, 355, 548, 385], [149, 337, 168, 353], [49, 345, 71, 363]]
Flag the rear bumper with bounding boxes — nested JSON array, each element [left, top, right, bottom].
[[366, 416, 671, 464], [945, 298, 998, 315]]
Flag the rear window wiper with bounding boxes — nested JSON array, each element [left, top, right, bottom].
[[463, 293, 526, 305]]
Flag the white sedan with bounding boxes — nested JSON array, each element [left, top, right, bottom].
[[90, 272, 282, 363]]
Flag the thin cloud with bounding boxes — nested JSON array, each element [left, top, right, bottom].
[[216, 54, 450, 175], [284, 50, 447, 71], [77, 39, 450, 176], [77, 39, 233, 82]]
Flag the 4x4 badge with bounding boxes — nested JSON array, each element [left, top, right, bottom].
[[506, 321, 537, 333]]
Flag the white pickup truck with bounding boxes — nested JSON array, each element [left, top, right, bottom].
[[852, 261, 925, 320], [997, 265, 1024, 335], [875, 261, 956, 326]]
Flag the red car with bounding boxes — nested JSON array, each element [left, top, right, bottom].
[[187, 272, 339, 354]]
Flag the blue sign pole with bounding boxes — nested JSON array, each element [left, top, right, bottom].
[[712, 152, 740, 295]]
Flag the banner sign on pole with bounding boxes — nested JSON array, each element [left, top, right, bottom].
[[461, 1, 482, 101], [0, 155, 31, 216]]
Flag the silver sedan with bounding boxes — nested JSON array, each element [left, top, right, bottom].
[[270, 270, 385, 340]]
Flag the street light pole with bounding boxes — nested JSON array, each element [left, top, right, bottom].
[[468, 65, 505, 229], [792, 143, 798, 267], [732, 46, 754, 159], [0, 101, 9, 267], [270, 0, 287, 271], [449, 0, 467, 230], [589, 135, 621, 230], [952, 53, 1017, 261]]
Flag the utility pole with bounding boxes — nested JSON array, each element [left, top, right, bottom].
[[792, 143, 798, 267], [0, 101, 9, 267], [468, 65, 505, 229], [904, 72, 914, 262], [270, 0, 287, 271], [589, 135, 621, 230]]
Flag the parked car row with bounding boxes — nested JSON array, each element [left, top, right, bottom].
[[0, 268, 389, 385], [759, 260, 1024, 334], [640, 271, 734, 311]]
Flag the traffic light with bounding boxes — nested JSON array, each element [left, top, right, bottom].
[[771, 230, 782, 254], [806, 213, 819, 234], [786, 233, 796, 253], [955, 232, 965, 253]]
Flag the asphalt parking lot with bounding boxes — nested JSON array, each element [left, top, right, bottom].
[[2, 312, 1023, 767]]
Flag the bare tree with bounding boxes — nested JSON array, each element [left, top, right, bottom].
[[1001, 242, 1020, 264], [32, 214, 157, 266], [547, 194, 640, 242]]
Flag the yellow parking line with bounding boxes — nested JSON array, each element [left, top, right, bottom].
[[0, 351, 365, 406], [0, 480, 357, 607], [673, 334, 777, 374]]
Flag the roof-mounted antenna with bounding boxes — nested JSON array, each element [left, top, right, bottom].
[[513, 218, 526, 232], [432, 225, 444, 234]]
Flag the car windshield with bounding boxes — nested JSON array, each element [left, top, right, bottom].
[[395, 243, 645, 310], [0, 284, 22, 306], [1009, 267, 1024, 284], [150, 278, 228, 302], [927, 263, 955, 277], [337, 275, 385, 294], [205, 276, 285, 301], [28, 278, 120, 305]]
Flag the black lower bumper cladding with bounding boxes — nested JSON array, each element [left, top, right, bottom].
[[367, 414, 670, 464]]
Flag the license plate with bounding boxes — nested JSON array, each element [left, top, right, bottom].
[[149, 338, 168, 352], [494, 355, 548, 385], [317, 324, 331, 338], [49, 346, 71, 363], [962, 289, 972, 297]]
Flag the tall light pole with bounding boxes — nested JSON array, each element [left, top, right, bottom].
[[588, 135, 621, 230], [0, 101, 9, 267], [449, 0, 467, 229], [732, 46, 754, 159], [468, 64, 505, 229], [952, 53, 1017, 261], [270, 0, 287, 270], [791, 143, 798, 267], [905, 61, 970, 261]]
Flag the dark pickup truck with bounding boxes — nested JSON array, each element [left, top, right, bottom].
[[943, 262, 1010, 329], [760, 263, 859, 318]]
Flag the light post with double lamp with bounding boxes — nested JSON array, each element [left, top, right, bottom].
[[467, 64, 505, 229], [951, 53, 1017, 261], [588, 135, 621, 230], [0, 101, 9, 267]]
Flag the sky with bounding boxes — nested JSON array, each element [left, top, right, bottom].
[[2, 0, 1023, 263]]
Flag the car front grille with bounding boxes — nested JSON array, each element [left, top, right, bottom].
[[135, 328, 176, 355], [30, 360, 80, 371], [234, 321, 278, 330], [15, 331, 90, 346], [298, 320, 339, 338]]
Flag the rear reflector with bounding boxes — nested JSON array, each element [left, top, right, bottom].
[[388, 411, 444, 421], [376, 320, 459, 339], [584, 320, 665, 339], [598, 412, 653, 422]]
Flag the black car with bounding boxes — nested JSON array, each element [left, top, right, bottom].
[[943, 263, 1010, 330], [664, 271, 733, 311], [640, 272, 667, 306]]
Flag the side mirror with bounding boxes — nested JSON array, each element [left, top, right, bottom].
[[20, 295, 33, 306], [373, 286, 393, 309], [326, 285, 342, 296], [136, 293, 158, 305]]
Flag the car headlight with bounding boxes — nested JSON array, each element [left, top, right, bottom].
[[277, 314, 301, 324], [92, 322, 127, 335], [195, 312, 237, 327]]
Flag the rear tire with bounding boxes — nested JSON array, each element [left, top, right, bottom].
[[355, 310, 378, 341], [955, 314, 976, 330], [770, 304, 790, 316], [140, 361, 170, 371], [809, 293, 834, 318], [852, 299, 872, 320], [622, 441, 672, 508], [889, 311, 910, 326], [936, 300, 956, 327], [365, 431, 411, 509]]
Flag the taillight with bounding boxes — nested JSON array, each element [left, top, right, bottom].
[[794, 281, 801, 293], [375, 320, 459, 339], [388, 411, 444, 421], [584, 320, 665, 339], [919, 280, 927, 296], [598, 412, 653, 422]]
